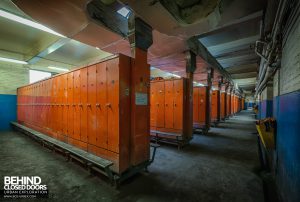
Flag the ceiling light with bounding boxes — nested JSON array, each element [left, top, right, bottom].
[[117, 7, 131, 18], [0, 56, 28, 64], [48, 66, 69, 72], [95, 47, 100, 50], [172, 74, 181, 78], [0, 9, 65, 37]]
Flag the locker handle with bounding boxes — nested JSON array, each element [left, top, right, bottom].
[[96, 104, 100, 107], [72, 104, 76, 107], [79, 103, 83, 107], [165, 104, 168, 106], [174, 103, 177, 107], [105, 103, 111, 108], [156, 103, 159, 106], [87, 104, 91, 107]]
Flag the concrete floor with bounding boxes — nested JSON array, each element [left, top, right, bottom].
[[0, 110, 264, 202]]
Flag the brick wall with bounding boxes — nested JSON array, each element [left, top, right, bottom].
[[280, 15, 300, 95], [0, 62, 29, 95]]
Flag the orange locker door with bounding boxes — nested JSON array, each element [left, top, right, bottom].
[[150, 82, 157, 127], [220, 93, 225, 119], [211, 90, 218, 121], [199, 87, 207, 124], [67, 72, 74, 139], [107, 59, 119, 153], [164, 80, 174, 129], [193, 88, 199, 123], [62, 74, 68, 135], [87, 65, 97, 146], [80, 68, 88, 143], [73, 70, 81, 140], [52, 77, 58, 134], [155, 81, 165, 128], [57, 76, 63, 134], [173, 79, 183, 130], [96, 62, 108, 149]]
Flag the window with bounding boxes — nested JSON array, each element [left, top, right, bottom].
[[29, 70, 51, 84]]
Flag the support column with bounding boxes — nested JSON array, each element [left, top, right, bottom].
[[129, 17, 153, 165], [185, 51, 196, 138]]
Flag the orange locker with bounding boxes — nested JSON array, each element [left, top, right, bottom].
[[67, 72, 74, 139], [150, 78, 191, 139], [193, 86, 209, 129], [220, 92, 226, 119], [62, 74, 68, 136], [73, 70, 81, 141], [211, 90, 219, 123], [226, 93, 231, 117], [87, 65, 97, 146], [80, 68, 88, 144], [95, 62, 107, 149], [150, 80, 165, 128], [17, 51, 150, 174]]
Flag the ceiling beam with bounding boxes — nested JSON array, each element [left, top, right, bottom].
[[187, 36, 233, 84], [27, 38, 71, 64], [197, 10, 263, 38], [206, 35, 259, 56]]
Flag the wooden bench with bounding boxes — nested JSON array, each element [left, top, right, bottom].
[[11, 122, 114, 183], [150, 130, 190, 149]]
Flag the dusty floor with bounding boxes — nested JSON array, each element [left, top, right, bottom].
[[0, 110, 264, 202]]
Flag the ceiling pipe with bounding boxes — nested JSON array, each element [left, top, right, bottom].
[[255, 0, 288, 96]]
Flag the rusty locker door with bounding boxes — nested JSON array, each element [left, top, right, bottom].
[[62, 74, 68, 135], [211, 90, 218, 121], [155, 81, 165, 128], [164, 80, 174, 129], [67, 72, 74, 139], [107, 58, 119, 153], [87, 65, 97, 146], [96, 62, 108, 149], [199, 87, 207, 125], [173, 79, 183, 130], [193, 87, 199, 123], [80, 68, 88, 143], [73, 70, 81, 140]]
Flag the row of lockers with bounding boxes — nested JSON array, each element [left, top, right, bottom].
[[150, 78, 193, 140], [17, 51, 150, 174]]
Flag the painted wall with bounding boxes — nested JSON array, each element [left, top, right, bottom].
[[0, 62, 28, 130], [0, 94, 17, 131], [272, 8, 300, 201]]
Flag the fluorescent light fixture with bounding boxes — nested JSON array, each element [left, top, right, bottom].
[[193, 81, 205, 86], [0, 9, 65, 37], [171, 74, 181, 78], [117, 7, 131, 18], [48, 66, 69, 72], [0, 56, 28, 64], [95, 47, 100, 50]]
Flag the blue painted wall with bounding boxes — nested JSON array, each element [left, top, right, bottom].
[[257, 102, 261, 119], [274, 90, 300, 202], [0, 94, 17, 131], [260, 100, 273, 119]]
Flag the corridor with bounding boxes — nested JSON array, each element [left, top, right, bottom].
[[0, 110, 264, 202]]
